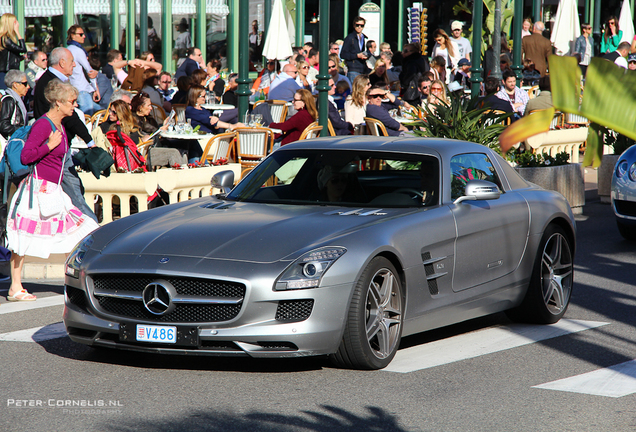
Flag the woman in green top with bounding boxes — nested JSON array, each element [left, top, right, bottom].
[[601, 16, 623, 54]]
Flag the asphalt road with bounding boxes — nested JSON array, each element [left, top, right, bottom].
[[1, 197, 635, 432]]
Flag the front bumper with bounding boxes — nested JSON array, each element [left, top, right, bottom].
[[63, 261, 354, 358]]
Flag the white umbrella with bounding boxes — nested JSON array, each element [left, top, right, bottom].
[[550, 0, 580, 56], [261, 0, 293, 60], [619, 0, 635, 44]]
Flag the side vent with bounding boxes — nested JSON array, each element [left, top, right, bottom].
[[421, 252, 438, 295]]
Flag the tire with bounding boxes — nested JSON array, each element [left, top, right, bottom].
[[506, 224, 573, 324], [617, 219, 636, 241], [330, 257, 403, 370]]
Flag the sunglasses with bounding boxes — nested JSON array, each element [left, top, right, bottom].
[[75, 32, 85, 36], [431, 87, 443, 92], [328, 65, 337, 69], [368, 94, 384, 99], [293, 98, 303, 102], [160, 80, 171, 84], [355, 23, 365, 28], [301, 66, 309, 69], [17, 81, 28, 86]]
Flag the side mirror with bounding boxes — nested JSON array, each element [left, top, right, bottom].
[[454, 179, 501, 204], [211, 170, 235, 195]]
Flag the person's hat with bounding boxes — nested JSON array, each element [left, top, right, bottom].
[[628, 53, 636, 63], [451, 21, 463, 31], [458, 58, 471, 67]]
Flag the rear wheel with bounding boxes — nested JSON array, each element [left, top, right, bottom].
[[330, 257, 403, 370], [506, 224, 573, 324], [617, 219, 636, 241]]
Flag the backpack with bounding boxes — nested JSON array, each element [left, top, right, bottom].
[[0, 117, 56, 181], [106, 129, 147, 172]]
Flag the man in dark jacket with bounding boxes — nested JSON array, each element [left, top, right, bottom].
[[478, 77, 514, 113], [399, 43, 430, 105], [326, 78, 353, 135], [174, 47, 203, 80], [340, 16, 369, 82], [33, 47, 98, 222], [365, 85, 409, 136]]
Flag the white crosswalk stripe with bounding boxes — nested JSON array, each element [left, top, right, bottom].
[[383, 319, 609, 373], [0, 294, 65, 315], [0, 322, 67, 342], [533, 359, 636, 398]]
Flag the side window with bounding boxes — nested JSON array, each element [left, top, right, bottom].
[[450, 153, 502, 200]]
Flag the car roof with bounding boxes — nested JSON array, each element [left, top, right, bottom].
[[279, 136, 493, 160]]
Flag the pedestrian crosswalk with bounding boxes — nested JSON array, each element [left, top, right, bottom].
[[1, 298, 633, 398]]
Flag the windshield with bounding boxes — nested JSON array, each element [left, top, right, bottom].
[[227, 149, 440, 207]]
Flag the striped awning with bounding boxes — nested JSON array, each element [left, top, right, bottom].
[[0, 0, 229, 17]]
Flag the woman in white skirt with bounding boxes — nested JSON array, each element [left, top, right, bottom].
[[6, 79, 99, 301]]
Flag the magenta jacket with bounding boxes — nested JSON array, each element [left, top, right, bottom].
[[21, 115, 68, 183]]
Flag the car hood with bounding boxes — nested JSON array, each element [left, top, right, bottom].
[[97, 200, 411, 263]]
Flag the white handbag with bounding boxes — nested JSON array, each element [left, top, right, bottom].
[[35, 164, 64, 218]]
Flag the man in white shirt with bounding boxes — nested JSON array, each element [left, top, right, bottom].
[[269, 64, 302, 102], [496, 70, 529, 117], [66, 25, 101, 115], [450, 21, 472, 61], [603, 41, 630, 69]]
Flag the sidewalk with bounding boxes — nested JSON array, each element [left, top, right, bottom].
[[15, 166, 602, 281]]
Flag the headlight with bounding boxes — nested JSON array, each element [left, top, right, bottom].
[[616, 160, 628, 178], [629, 163, 636, 182], [275, 247, 347, 290], [65, 235, 94, 278]]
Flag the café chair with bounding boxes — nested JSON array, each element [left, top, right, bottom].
[[199, 131, 237, 165], [266, 100, 288, 123], [171, 104, 187, 123], [298, 122, 323, 140], [151, 103, 167, 124], [235, 127, 274, 169], [364, 117, 389, 137]]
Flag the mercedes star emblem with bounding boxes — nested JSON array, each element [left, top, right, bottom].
[[142, 282, 174, 315]]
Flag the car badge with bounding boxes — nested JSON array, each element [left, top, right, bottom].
[[159, 257, 170, 264], [142, 282, 174, 315]]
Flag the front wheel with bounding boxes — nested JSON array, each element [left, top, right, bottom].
[[506, 224, 573, 324], [330, 257, 403, 370]]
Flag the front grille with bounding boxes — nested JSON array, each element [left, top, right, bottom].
[[93, 275, 245, 297], [615, 199, 636, 217], [275, 300, 314, 322], [96, 297, 242, 322], [90, 274, 246, 324], [66, 286, 89, 311], [257, 342, 298, 350]]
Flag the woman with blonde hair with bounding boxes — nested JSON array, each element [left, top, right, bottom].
[[431, 29, 460, 84], [427, 79, 449, 108], [296, 60, 313, 91], [6, 79, 98, 301], [269, 89, 317, 145], [344, 73, 371, 126], [0, 13, 26, 89], [369, 58, 390, 86]]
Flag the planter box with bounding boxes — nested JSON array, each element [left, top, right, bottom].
[[597, 154, 620, 204], [79, 164, 241, 224], [515, 163, 585, 214]]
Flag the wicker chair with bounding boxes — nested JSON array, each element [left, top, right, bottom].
[[364, 117, 389, 136], [298, 122, 323, 140], [199, 131, 237, 165]]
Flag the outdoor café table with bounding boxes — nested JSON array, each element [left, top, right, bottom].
[[201, 103, 235, 111], [160, 130, 216, 151]]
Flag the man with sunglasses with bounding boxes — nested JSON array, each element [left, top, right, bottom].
[[365, 84, 409, 136], [521, 21, 552, 77], [25, 51, 47, 88], [157, 72, 175, 102], [340, 16, 370, 82], [66, 24, 101, 116]]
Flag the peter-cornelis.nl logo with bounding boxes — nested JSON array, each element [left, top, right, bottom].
[[7, 399, 124, 415]]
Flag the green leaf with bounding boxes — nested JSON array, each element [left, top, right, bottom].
[[582, 123, 603, 168], [548, 55, 583, 113]]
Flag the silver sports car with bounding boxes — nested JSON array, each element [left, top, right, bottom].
[[64, 137, 576, 370], [612, 145, 636, 240]]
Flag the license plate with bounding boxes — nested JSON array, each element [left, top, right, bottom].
[[136, 324, 177, 344]]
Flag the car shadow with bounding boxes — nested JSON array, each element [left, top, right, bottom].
[[95, 405, 410, 432]]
